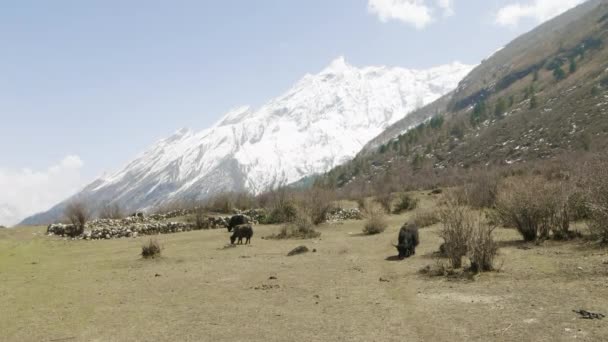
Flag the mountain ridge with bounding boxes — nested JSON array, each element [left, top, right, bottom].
[[20, 57, 474, 225]]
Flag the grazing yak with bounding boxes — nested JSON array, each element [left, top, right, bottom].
[[230, 224, 253, 245], [393, 222, 419, 259], [227, 214, 250, 232]]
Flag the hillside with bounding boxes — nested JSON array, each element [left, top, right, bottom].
[[320, 0, 608, 193], [20, 58, 473, 225]]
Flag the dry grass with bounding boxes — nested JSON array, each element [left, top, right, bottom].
[[413, 210, 440, 228], [2, 202, 608, 341]]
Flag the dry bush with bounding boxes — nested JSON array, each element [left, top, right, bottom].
[[141, 239, 162, 258], [64, 200, 90, 236], [295, 188, 335, 225], [269, 213, 321, 239], [374, 193, 393, 213], [259, 188, 298, 224], [439, 199, 474, 269], [413, 210, 440, 228], [393, 193, 419, 214], [99, 203, 124, 220], [468, 222, 498, 272], [205, 193, 234, 213], [495, 176, 572, 242], [464, 171, 499, 208], [362, 202, 388, 235], [585, 158, 608, 243], [187, 207, 209, 230]]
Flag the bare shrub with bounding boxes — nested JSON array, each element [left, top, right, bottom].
[[295, 188, 335, 225], [269, 213, 320, 239], [187, 207, 209, 230], [464, 171, 499, 208], [141, 239, 162, 258], [585, 158, 608, 243], [64, 200, 90, 236], [393, 193, 418, 214], [206, 193, 234, 213], [99, 202, 124, 220], [362, 202, 388, 235], [259, 188, 298, 224], [413, 210, 440, 228], [468, 222, 498, 273], [439, 199, 474, 268], [374, 193, 393, 213], [495, 177, 571, 242]]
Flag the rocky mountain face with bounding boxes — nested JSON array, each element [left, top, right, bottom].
[[320, 0, 608, 192], [21, 57, 473, 225]]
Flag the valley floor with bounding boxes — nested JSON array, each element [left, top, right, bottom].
[[1, 196, 608, 341]]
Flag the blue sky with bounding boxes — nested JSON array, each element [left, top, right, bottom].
[[0, 0, 587, 225]]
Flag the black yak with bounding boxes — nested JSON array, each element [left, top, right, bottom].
[[227, 214, 250, 232], [393, 222, 419, 259], [230, 224, 253, 245]]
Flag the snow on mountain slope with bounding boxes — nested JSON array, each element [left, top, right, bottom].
[[21, 57, 473, 224]]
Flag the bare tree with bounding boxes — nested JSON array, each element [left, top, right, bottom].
[[64, 200, 90, 236]]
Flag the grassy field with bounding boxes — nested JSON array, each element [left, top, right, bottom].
[[2, 194, 608, 341]]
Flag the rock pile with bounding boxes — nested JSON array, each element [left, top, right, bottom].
[[325, 208, 362, 221], [46, 223, 82, 237], [233, 209, 265, 224]]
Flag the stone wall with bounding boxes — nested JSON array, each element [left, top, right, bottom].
[[47, 214, 230, 240]]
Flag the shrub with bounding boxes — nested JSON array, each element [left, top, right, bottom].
[[464, 172, 499, 208], [296, 188, 335, 225], [495, 177, 571, 241], [259, 188, 298, 224], [374, 193, 393, 213], [567, 191, 591, 221], [468, 222, 498, 273], [269, 213, 321, 240], [586, 158, 608, 243], [206, 193, 234, 213], [64, 200, 90, 237], [141, 239, 162, 258], [413, 210, 440, 228], [187, 207, 209, 230], [439, 200, 474, 268], [99, 203, 124, 220], [393, 193, 418, 214], [362, 202, 388, 235]]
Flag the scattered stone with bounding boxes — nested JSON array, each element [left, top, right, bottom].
[[573, 309, 605, 320], [253, 284, 280, 290], [312, 248, 317, 253], [287, 245, 309, 256]]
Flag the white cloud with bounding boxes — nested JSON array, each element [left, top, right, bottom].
[[0, 155, 85, 226], [368, 0, 434, 29], [495, 0, 585, 27], [437, 0, 454, 17], [367, 0, 456, 28]]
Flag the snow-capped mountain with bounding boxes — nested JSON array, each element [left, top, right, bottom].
[[21, 57, 473, 224]]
